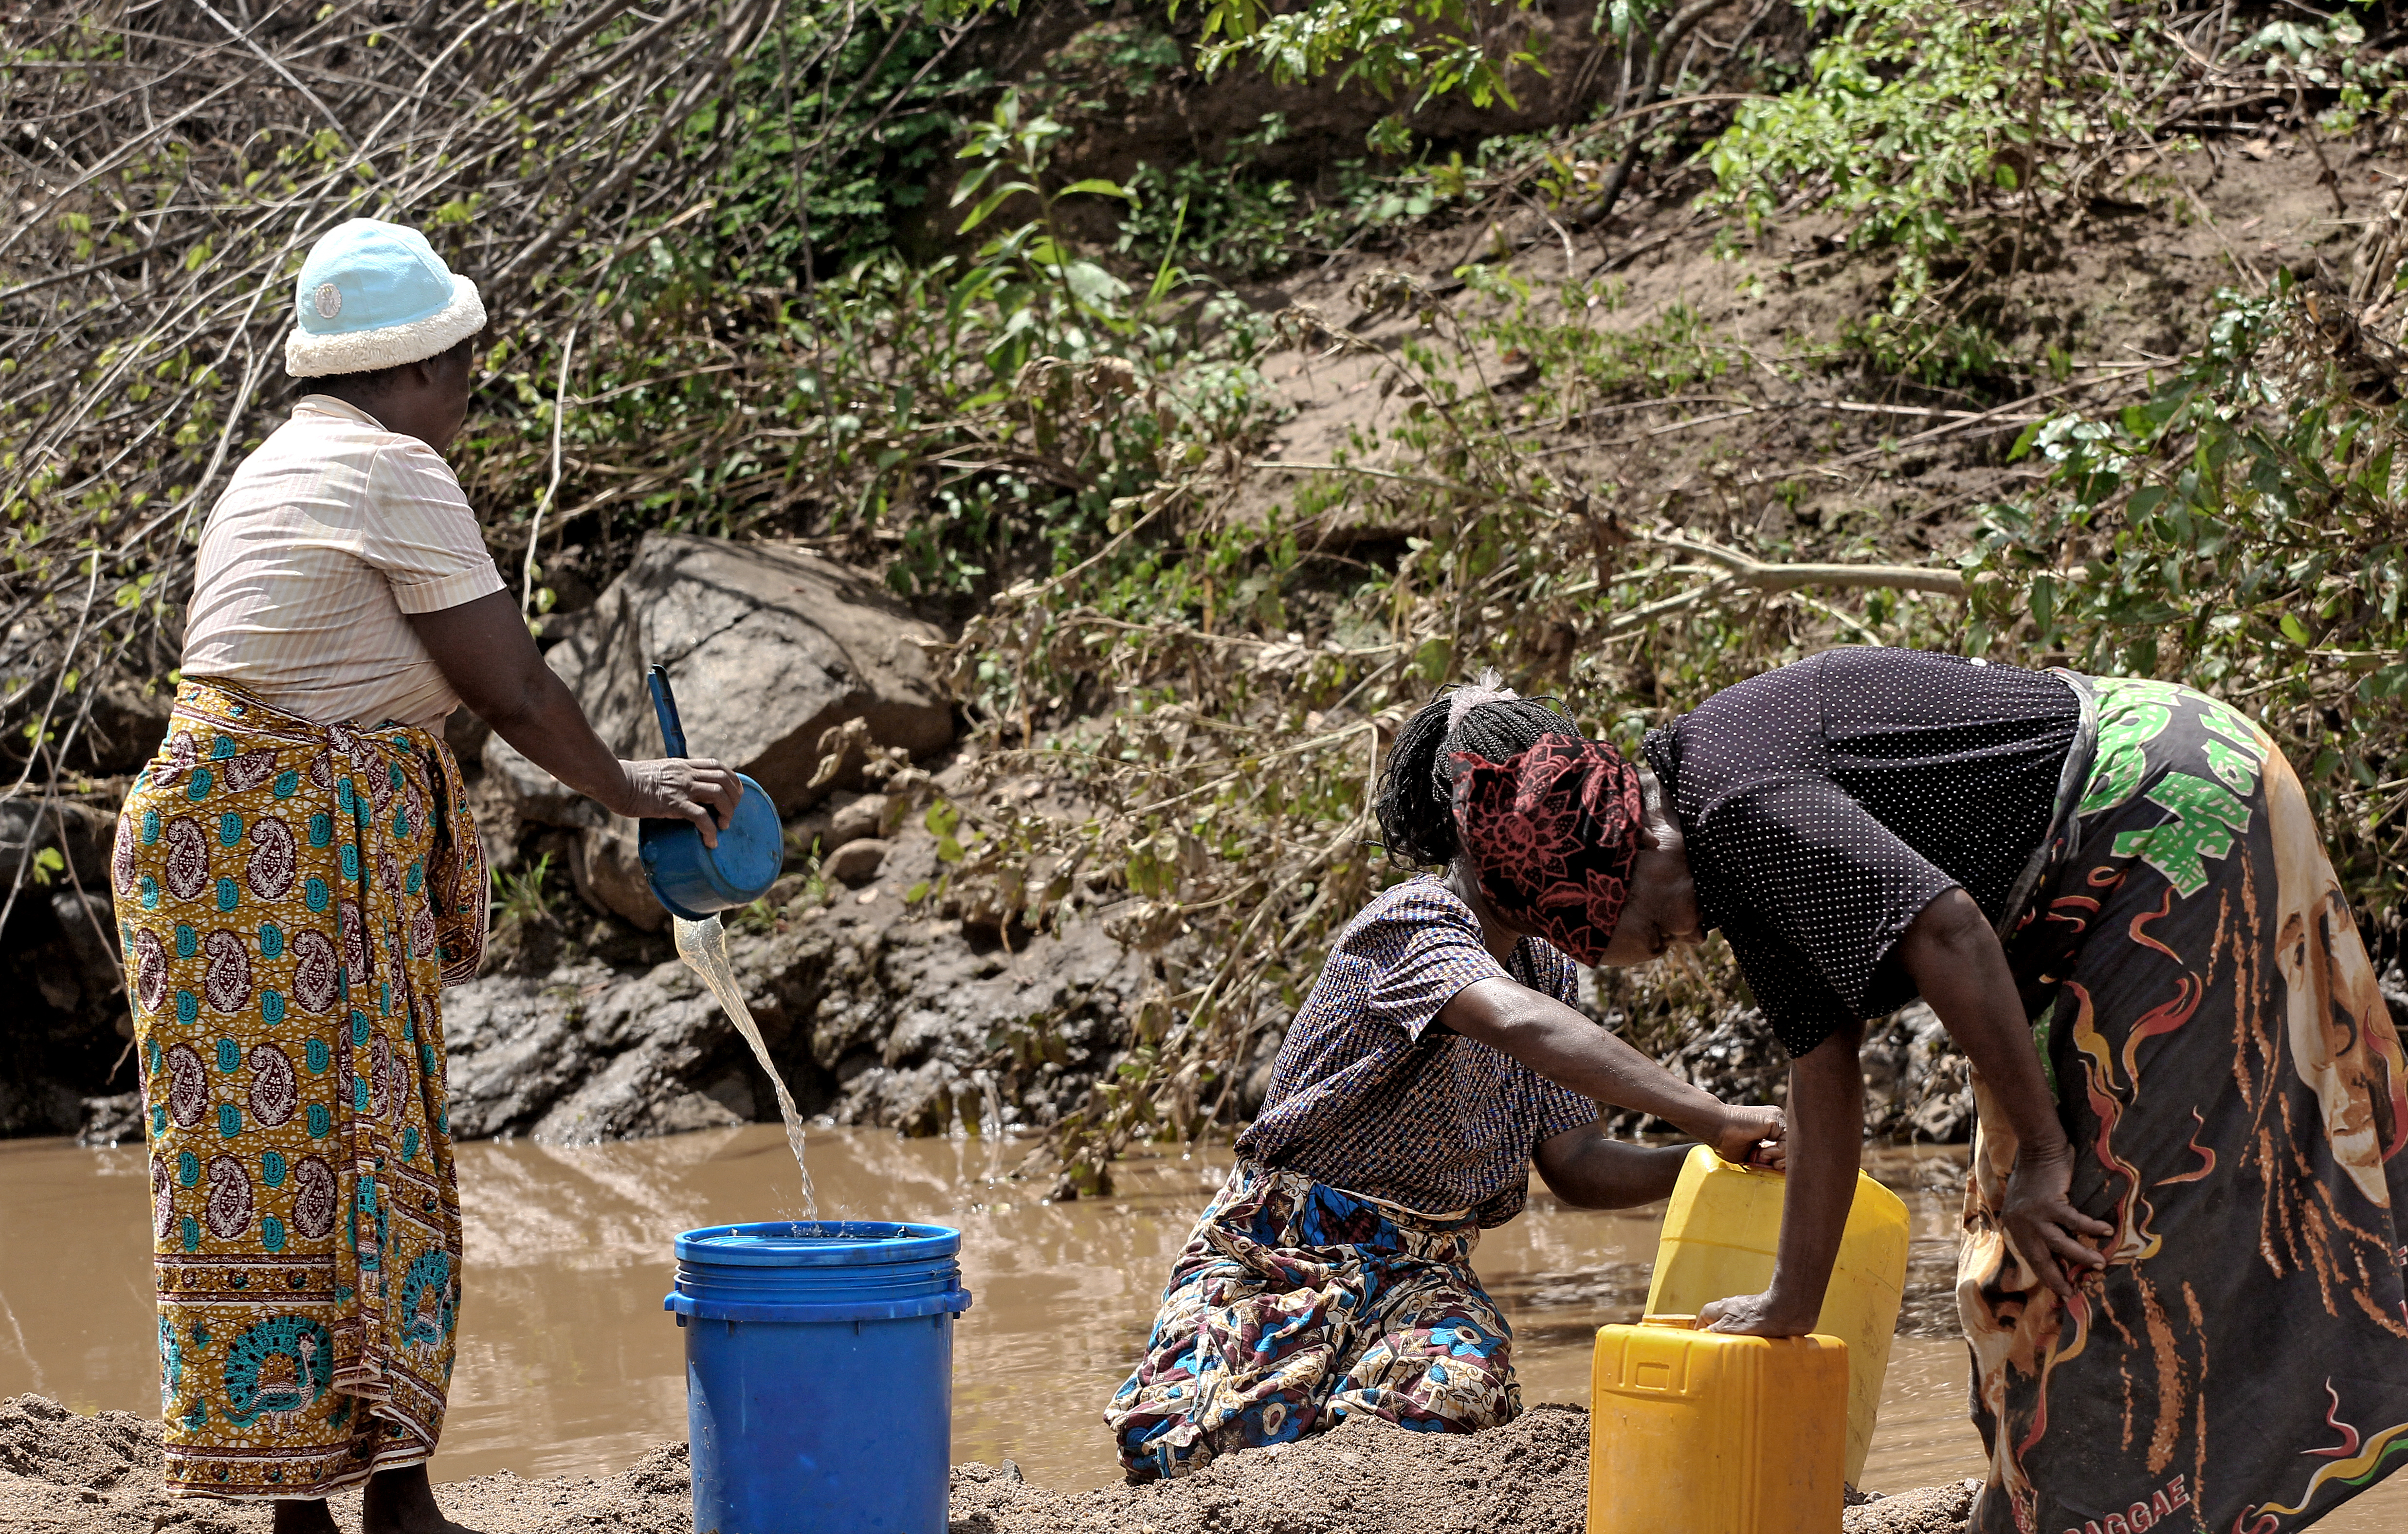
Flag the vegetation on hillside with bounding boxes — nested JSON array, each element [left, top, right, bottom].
[[5, 0, 2404, 1180]]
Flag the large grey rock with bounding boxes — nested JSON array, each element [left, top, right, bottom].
[[568, 814, 665, 934], [484, 534, 953, 930], [486, 534, 952, 823]]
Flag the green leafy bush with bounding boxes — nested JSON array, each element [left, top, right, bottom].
[[1966, 276, 2408, 909]]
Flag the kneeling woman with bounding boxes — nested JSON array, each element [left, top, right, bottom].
[[1106, 685, 1784, 1479]]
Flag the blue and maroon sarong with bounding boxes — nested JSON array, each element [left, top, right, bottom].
[[1106, 1162, 1521, 1480]]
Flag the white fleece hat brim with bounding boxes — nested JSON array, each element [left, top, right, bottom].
[[285, 277, 487, 378]]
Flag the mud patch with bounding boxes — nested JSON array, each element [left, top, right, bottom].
[[949, 1402, 1973, 1534], [0, 1396, 690, 1534], [5, 1394, 1974, 1534]]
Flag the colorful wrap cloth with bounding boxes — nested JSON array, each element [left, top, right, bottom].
[[1106, 1162, 1520, 1480], [1971, 677, 2408, 1534], [111, 678, 486, 1499]]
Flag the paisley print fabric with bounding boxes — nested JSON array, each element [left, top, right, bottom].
[[1968, 677, 2408, 1534], [1107, 1163, 1522, 1481], [113, 677, 486, 1500]]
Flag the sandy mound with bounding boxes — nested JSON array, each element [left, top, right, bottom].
[[953, 1405, 1594, 1534], [4, 1395, 1974, 1534], [0, 1396, 688, 1534], [950, 1406, 1975, 1534], [1844, 1480, 1983, 1534]]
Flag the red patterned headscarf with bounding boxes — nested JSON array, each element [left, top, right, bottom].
[[1449, 733, 1643, 964]]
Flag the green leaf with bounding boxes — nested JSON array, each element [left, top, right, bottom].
[[1061, 261, 1131, 307], [1411, 635, 1452, 684], [1056, 178, 1135, 202], [957, 183, 1036, 234]]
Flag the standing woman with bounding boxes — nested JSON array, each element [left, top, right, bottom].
[[1447, 646, 2407, 1532], [1107, 682, 1785, 1479], [112, 219, 739, 1533]]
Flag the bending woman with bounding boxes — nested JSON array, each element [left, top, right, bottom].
[[1106, 683, 1786, 1480], [113, 219, 738, 1534], [1459, 646, 2405, 1533]]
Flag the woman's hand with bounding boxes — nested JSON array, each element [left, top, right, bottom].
[[616, 758, 742, 847], [2002, 1139, 2113, 1299], [1709, 1104, 1787, 1169], [411, 594, 748, 839], [1698, 1290, 1817, 1338]]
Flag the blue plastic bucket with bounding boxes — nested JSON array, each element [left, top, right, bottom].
[[665, 1221, 972, 1534]]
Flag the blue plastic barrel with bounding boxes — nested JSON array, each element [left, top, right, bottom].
[[666, 1221, 972, 1534]]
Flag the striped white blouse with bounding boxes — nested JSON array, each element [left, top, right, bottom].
[[182, 395, 504, 728]]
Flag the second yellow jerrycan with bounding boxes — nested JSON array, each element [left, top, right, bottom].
[[1641, 1146, 1910, 1488], [1588, 1315, 1848, 1534]]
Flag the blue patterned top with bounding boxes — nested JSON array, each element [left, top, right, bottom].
[[1233, 875, 1601, 1225]]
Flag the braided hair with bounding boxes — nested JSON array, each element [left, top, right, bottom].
[[1374, 686, 1580, 866]]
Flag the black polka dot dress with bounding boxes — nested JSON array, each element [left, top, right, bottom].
[[1640, 647, 2080, 1056]]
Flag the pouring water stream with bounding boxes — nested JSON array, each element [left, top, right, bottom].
[[673, 913, 820, 1223], [643, 662, 820, 1223]]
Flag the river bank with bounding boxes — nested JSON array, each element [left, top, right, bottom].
[[0, 1127, 1985, 1491], [5, 1392, 1985, 1534], [11, 1128, 2404, 1531]]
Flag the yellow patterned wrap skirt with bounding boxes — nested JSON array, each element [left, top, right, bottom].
[[110, 678, 487, 1499]]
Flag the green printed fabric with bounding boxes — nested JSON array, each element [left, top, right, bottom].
[[1972, 678, 2408, 1534]]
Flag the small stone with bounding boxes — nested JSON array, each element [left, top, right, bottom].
[[825, 838, 890, 885], [826, 794, 890, 850]]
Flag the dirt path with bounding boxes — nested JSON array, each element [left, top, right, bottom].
[[6, 1394, 1975, 1534]]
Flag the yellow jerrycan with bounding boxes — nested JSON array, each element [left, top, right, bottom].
[[1640, 1146, 1910, 1487], [1588, 1315, 1847, 1534]]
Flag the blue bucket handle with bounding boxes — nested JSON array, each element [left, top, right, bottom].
[[648, 664, 689, 758]]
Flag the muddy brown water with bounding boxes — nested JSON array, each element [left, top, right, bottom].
[[7, 1126, 2403, 1529]]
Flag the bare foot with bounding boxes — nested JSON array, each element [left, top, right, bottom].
[[272, 1500, 340, 1534], [362, 1464, 482, 1534]]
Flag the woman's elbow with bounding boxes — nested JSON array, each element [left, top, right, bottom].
[[1900, 888, 1995, 966]]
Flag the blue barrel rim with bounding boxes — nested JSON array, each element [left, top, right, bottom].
[[673, 1219, 963, 1266], [665, 1287, 973, 1324]]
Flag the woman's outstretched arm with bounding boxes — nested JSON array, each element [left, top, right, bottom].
[[1533, 1126, 1693, 1209], [1700, 1019, 1864, 1336], [408, 590, 741, 844], [1702, 887, 2114, 1338], [1439, 978, 1785, 1164]]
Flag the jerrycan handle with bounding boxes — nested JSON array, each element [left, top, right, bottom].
[[648, 664, 689, 758]]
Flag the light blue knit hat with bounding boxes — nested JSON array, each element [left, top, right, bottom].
[[285, 217, 486, 378]]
